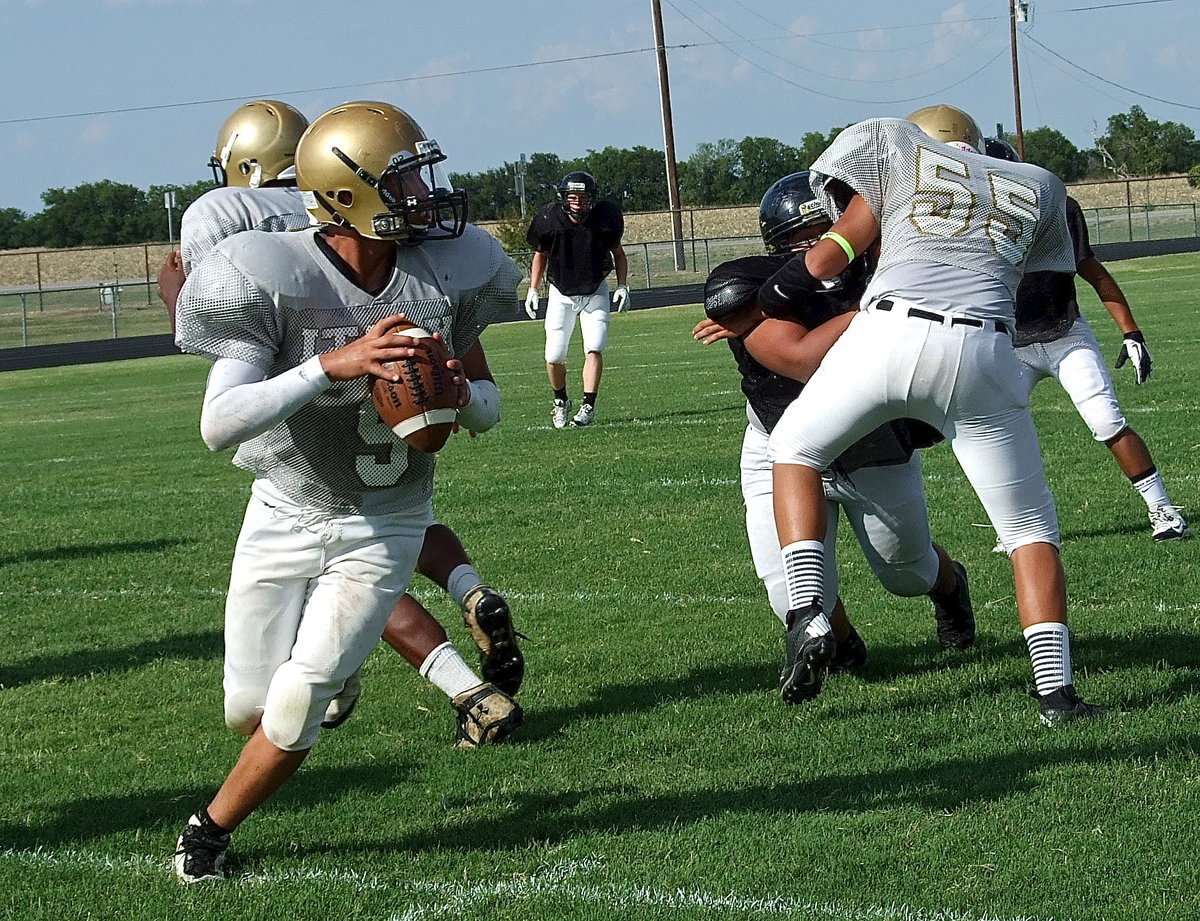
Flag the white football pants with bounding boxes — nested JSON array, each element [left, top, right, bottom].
[[769, 301, 1060, 552], [1015, 316, 1127, 442], [222, 482, 430, 751], [544, 281, 611, 363], [742, 407, 939, 622]]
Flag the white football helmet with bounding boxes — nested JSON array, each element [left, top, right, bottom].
[[295, 101, 467, 244], [905, 104, 983, 154], [209, 100, 308, 189]]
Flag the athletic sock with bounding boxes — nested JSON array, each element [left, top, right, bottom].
[[1130, 467, 1171, 509], [1023, 622, 1072, 696], [582, 391, 597, 408], [553, 387, 569, 403], [447, 564, 483, 608], [781, 540, 830, 636], [419, 641, 482, 698], [198, 807, 232, 838]]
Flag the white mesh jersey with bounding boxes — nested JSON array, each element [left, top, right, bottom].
[[176, 225, 520, 513], [180, 186, 313, 274], [810, 118, 1076, 322]]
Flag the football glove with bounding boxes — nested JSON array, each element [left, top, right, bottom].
[[612, 284, 630, 313], [524, 287, 540, 319], [1115, 330, 1152, 384]]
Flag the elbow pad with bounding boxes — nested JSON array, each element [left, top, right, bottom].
[[759, 256, 822, 318], [456, 379, 501, 433]]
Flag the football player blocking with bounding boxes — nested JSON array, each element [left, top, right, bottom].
[[171, 101, 524, 883], [762, 105, 1108, 726], [163, 101, 526, 744], [525, 171, 630, 428], [695, 171, 977, 690]]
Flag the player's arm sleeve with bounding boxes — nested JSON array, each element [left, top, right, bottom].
[[199, 355, 332, 452]]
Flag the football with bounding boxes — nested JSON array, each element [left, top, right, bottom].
[[371, 325, 458, 453]]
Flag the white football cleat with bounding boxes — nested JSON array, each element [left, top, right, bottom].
[[1150, 505, 1191, 542], [552, 398, 572, 429], [570, 403, 595, 427]]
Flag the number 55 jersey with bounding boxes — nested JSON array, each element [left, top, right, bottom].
[[809, 117, 1076, 324]]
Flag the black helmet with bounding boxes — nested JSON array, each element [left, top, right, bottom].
[[984, 137, 1021, 162], [758, 171, 831, 254], [557, 171, 598, 217]]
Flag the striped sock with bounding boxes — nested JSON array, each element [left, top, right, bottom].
[[1023, 622, 1072, 696], [781, 540, 830, 636]]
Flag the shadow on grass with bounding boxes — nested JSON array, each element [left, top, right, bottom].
[[514, 626, 1200, 743], [0, 757, 420, 854], [0, 538, 192, 569], [386, 733, 1200, 857], [3, 630, 221, 689]]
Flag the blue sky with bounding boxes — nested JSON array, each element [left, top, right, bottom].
[[2, 0, 1197, 216]]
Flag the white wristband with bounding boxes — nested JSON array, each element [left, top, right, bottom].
[[456, 379, 501, 433]]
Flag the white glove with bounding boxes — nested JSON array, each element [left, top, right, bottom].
[[612, 284, 630, 313], [524, 287, 540, 319], [1115, 331, 1152, 384]]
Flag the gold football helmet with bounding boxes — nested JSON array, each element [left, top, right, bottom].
[[905, 104, 983, 154], [295, 101, 467, 243], [209, 100, 308, 188]]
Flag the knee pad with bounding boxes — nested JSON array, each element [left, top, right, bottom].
[[873, 551, 939, 597], [259, 662, 334, 752], [223, 693, 263, 737]]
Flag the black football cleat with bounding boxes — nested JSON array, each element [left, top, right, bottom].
[[931, 560, 975, 650], [829, 625, 867, 676], [780, 602, 836, 705], [1035, 684, 1109, 727]]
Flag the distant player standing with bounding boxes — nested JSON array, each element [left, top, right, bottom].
[[694, 172, 975, 695], [984, 138, 1189, 543], [171, 101, 523, 882], [762, 105, 1107, 725], [524, 171, 629, 428]]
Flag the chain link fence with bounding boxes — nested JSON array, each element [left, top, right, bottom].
[[2, 194, 1198, 350]]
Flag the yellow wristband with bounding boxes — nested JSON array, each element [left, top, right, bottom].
[[820, 231, 855, 262]]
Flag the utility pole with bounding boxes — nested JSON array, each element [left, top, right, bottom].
[[514, 153, 527, 218], [1009, 0, 1028, 160], [651, 0, 686, 270], [164, 190, 177, 245]]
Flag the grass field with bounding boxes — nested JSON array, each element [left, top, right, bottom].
[[1, 253, 1198, 921]]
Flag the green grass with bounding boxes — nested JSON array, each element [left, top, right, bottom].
[[1, 254, 1198, 921]]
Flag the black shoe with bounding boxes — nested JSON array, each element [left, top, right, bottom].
[[829, 625, 867, 675], [462, 585, 525, 696], [174, 813, 231, 883], [1035, 684, 1109, 727], [931, 560, 975, 649], [780, 603, 836, 704]]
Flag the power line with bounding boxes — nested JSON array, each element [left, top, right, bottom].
[[1024, 33, 1200, 112]]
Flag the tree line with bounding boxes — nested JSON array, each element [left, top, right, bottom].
[[2, 106, 1197, 251]]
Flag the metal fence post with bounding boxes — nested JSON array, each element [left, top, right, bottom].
[[21, 293, 29, 347], [642, 242, 651, 288]]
